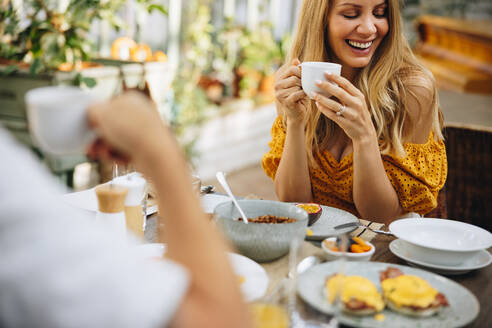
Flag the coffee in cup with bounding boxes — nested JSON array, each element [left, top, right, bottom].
[[300, 62, 341, 99], [25, 86, 96, 155]]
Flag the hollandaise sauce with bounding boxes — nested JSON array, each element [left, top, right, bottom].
[[325, 275, 384, 311], [381, 275, 438, 308], [373, 313, 385, 321]]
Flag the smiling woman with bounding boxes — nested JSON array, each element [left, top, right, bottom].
[[262, 0, 447, 224], [328, 0, 389, 71]]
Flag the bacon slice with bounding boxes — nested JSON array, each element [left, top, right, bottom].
[[408, 293, 449, 310], [434, 293, 449, 307], [379, 267, 404, 282], [345, 297, 374, 311]]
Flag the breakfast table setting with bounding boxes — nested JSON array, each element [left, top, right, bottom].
[[63, 174, 492, 328], [144, 193, 490, 328], [21, 78, 491, 328]]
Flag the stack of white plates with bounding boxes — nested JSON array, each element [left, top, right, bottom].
[[389, 218, 492, 275]]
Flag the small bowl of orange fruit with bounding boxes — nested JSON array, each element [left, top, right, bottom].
[[321, 236, 375, 261]]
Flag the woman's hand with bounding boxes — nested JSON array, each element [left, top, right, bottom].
[[311, 73, 377, 143], [274, 59, 309, 125]]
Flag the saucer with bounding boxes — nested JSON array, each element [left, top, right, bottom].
[[389, 239, 492, 275]]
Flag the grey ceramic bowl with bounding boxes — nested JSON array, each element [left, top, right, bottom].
[[214, 200, 308, 262]]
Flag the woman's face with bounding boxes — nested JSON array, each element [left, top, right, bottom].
[[328, 0, 389, 69]]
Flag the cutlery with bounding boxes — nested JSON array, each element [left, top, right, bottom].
[[334, 221, 393, 235], [200, 185, 215, 194], [268, 255, 322, 302], [289, 255, 321, 279], [216, 171, 248, 224]]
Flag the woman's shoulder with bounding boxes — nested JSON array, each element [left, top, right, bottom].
[[404, 77, 435, 111], [399, 68, 438, 143], [390, 64, 436, 116], [400, 74, 434, 115], [397, 63, 435, 90]]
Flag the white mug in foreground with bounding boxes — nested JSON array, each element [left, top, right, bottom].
[[301, 62, 341, 99], [25, 86, 96, 155]]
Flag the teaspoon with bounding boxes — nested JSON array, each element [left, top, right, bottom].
[[216, 171, 249, 224]]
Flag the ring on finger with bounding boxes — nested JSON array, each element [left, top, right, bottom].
[[336, 104, 346, 116]]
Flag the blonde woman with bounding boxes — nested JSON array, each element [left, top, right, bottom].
[[262, 0, 447, 224]]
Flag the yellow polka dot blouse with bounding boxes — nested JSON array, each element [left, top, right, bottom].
[[262, 116, 447, 217]]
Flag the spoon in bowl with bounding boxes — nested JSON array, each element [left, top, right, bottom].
[[216, 171, 248, 224], [297, 255, 321, 275]]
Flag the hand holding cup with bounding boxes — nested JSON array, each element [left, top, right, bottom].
[[274, 59, 309, 125], [300, 62, 341, 99]]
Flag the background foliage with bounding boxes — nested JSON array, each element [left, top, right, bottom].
[[0, 0, 166, 74]]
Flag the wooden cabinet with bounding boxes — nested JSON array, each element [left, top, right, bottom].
[[414, 15, 492, 94]]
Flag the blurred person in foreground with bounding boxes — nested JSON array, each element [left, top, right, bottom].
[[0, 91, 251, 328], [262, 0, 447, 224]]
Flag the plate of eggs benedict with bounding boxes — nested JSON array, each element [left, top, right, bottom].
[[379, 267, 449, 317], [297, 262, 479, 328]]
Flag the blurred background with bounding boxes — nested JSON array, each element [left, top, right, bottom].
[[1, 0, 491, 226]]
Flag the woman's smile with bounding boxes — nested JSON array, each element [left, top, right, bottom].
[[345, 39, 374, 55], [329, 0, 389, 70]]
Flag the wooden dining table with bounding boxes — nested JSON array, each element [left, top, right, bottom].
[[258, 225, 492, 328], [145, 213, 491, 328], [368, 233, 492, 328]]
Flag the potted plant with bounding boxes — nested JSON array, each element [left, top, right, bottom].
[[0, 0, 167, 186], [233, 22, 287, 104]]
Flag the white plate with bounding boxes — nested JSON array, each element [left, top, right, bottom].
[[297, 261, 479, 328], [306, 205, 358, 240], [135, 243, 167, 258], [62, 189, 230, 216], [389, 218, 492, 252], [228, 253, 269, 302], [135, 244, 268, 303], [390, 239, 492, 275]]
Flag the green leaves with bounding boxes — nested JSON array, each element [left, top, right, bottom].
[[80, 76, 97, 88], [238, 22, 284, 77], [29, 58, 42, 75], [0, 0, 143, 74], [72, 72, 97, 88], [136, 0, 168, 16], [146, 4, 168, 16], [0, 65, 19, 76]]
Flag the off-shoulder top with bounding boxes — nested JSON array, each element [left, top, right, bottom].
[[262, 116, 447, 217]]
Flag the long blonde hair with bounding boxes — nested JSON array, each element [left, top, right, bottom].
[[286, 0, 444, 165]]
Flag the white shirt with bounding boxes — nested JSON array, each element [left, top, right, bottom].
[[0, 127, 189, 328]]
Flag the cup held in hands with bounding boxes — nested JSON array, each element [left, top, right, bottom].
[[300, 62, 341, 99], [25, 86, 96, 155]]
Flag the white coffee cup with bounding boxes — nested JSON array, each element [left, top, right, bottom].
[[300, 62, 342, 99], [25, 86, 96, 155]]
